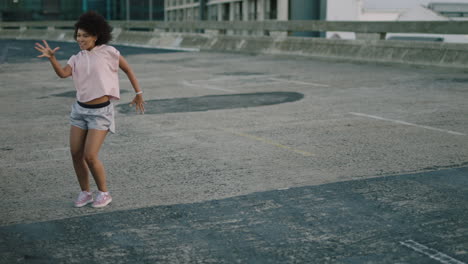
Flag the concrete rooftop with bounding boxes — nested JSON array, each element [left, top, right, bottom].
[[1, 39, 467, 263]]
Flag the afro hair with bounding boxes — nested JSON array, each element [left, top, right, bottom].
[[74, 11, 112, 45]]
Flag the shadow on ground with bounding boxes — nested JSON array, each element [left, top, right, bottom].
[[117, 92, 304, 114], [1, 167, 467, 263]]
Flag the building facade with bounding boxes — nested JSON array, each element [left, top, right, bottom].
[[0, 0, 164, 21], [164, 0, 327, 36], [165, 0, 326, 22]]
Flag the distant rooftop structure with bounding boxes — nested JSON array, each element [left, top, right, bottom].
[[332, 2, 468, 43], [360, 5, 448, 21], [398, 4, 448, 20], [428, 2, 468, 17], [360, 9, 402, 21]]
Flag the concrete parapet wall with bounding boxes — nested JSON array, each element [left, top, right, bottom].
[[2, 28, 468, 68], [0, 29, 75, 42], [7, 20, 468, 34]]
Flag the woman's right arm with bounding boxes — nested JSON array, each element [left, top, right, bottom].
[[35, 40, 72, 78], [48, 56, 72, 78]]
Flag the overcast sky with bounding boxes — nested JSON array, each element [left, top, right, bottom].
[[364, 0, 468, 9]]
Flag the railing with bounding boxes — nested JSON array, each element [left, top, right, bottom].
[[2, 20, 468, 39]]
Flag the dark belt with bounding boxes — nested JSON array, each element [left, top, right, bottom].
[[77, 100, 110, 109]]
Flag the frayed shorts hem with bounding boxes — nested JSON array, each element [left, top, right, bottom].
[[71, 125, 113, 133]]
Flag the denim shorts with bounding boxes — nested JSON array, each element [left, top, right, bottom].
[[70, 101, 115, 133]]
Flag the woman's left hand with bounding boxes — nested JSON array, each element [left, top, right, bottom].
[[130, 94, 145, 114], [35, 40, 60, 58]]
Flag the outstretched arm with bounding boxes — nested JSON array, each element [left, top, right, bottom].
[[34, 40, 72, 78], [119, 55, 145, 114]]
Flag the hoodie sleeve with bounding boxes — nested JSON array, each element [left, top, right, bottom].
[[67, 55, 76, 70], [106, 46, 121, 72]]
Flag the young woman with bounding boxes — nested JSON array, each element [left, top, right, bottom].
[[34, 11, 145, 208]]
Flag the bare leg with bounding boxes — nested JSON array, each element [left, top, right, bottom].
[[70, 126, 90, 191], [83, 129, 109, 192]]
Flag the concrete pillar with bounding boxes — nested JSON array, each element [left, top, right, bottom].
[[247, 0, 255, 20], [243, 0, 249, 21], [257, 0, 265, 20], [218, 4, 222, 21], [277, 0, 288, 20], [241, 0, 249, 36], [228, 2, 235, 35], [271, 0, 288, 37], [230, 2, 235, 20], [264, 0, 270, 19]]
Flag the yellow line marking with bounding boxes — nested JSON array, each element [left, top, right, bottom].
[[223, 129, 314, 157]]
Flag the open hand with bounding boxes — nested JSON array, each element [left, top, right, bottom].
[[129, 94, 146, 114], [34, 40, 60, 58]]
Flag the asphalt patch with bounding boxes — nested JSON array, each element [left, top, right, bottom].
[[117, 92, 304, 114], [147, 58, 194, 64], [434, 77, 468, 83], [0, 147, 13, 151], [218, 72, 266, 76], [1, 167, 467, 263]]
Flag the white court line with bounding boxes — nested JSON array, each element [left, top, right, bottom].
[[182, 80, 237, 93], [400, 240, 466, 264], [32, 147, 69, 153], [350, 112, 466, 136], [269, 78, 330, 87], [175, 66, 204, 72]]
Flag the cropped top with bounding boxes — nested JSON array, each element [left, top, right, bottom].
[[67, 45, 120, 102]]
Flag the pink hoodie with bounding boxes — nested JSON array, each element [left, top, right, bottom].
[[67, 45, 120, 102]]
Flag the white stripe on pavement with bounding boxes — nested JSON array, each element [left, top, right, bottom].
[[350, 112, 466, 136]]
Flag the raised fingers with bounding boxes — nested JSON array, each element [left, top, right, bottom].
[[42, 40, 50, 49], [35, 42, 45, 50], [34, 47, 45, 57], [34, 44, 47, 57]]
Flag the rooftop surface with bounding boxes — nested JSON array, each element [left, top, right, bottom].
[[1, 39, 467, 263]]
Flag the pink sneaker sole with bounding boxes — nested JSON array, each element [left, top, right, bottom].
[[74, 198, 93, 208], [91, 197, 112, 208]]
